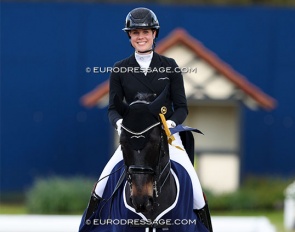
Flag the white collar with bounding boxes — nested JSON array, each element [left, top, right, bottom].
[[135, 51, 153, 63]]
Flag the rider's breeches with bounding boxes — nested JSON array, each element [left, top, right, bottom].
[[94, 133, 206, 210]]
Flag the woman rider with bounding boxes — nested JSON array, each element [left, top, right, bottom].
[[85, 7, 213, 232]]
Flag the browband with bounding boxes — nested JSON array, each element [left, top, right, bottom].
[[121, 122, 160, 136]]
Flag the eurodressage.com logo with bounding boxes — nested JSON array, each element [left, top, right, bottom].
[[85, 218, 198, 226], [85, 66, 197, 74]]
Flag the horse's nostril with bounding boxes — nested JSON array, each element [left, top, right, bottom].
[[130, 195, 154, 212], [145, 197, 154, 211], [148, 197, 153, 204]]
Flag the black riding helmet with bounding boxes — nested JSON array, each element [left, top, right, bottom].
[[122, 7, 160, 38]]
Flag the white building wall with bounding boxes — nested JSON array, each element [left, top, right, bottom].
[[185, 105, 240, 194]]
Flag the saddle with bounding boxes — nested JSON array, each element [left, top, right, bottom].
[[179, 131, 195, 164]]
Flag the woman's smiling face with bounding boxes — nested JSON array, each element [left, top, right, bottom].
[[129, 29, 155, 53]]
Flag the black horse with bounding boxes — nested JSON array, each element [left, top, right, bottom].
[[79, 90, 211, 232], [120, 94, 176, 220]]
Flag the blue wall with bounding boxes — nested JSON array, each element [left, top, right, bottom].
[[1, 2, 295, 192]]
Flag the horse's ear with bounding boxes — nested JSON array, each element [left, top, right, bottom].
[[113, 94, 129, 116], [148, 85, 169, 117]]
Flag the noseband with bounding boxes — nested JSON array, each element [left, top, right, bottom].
[[121, 122, 171, 198]]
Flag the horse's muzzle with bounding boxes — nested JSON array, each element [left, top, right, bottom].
[[128, 166, 155, 213], [130, 195, 154, 213]]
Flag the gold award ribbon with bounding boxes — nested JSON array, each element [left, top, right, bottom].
[[159, 113, 184, 151]]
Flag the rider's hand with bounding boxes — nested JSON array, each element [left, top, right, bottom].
[[166, 120, 176, 128], [116, 119, 123, 136]]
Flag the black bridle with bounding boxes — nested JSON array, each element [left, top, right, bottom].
[[121, 122, 171, 198]]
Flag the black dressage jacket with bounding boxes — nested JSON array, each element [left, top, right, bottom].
[[108, 52, 188, 128]]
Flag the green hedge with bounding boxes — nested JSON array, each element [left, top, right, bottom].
[[205, 176, 293, 211], [26, 176, 293, 213], [26, 176, 96, 214]]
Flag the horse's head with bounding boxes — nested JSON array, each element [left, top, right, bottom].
[[115, 88, 170, 213]]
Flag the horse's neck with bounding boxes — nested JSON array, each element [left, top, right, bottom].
[[143, 170, 176, 221]]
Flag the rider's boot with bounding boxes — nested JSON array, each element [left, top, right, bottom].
[[85, 191, 102, 221], [194, 202, 213, 232]]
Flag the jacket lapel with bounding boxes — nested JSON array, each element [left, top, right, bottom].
[[128, 53, 162, 93], [146, 52, 162, 80]]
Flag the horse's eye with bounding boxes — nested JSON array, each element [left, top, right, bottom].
[[152, 142, 160, 150], [120, 142, 127, 149], [120, 138, 127, 145], [121, 145, 127, 154], [120, 142, 127, 153]]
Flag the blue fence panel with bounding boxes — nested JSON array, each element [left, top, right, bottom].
[[1, 3, 295, 192]]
